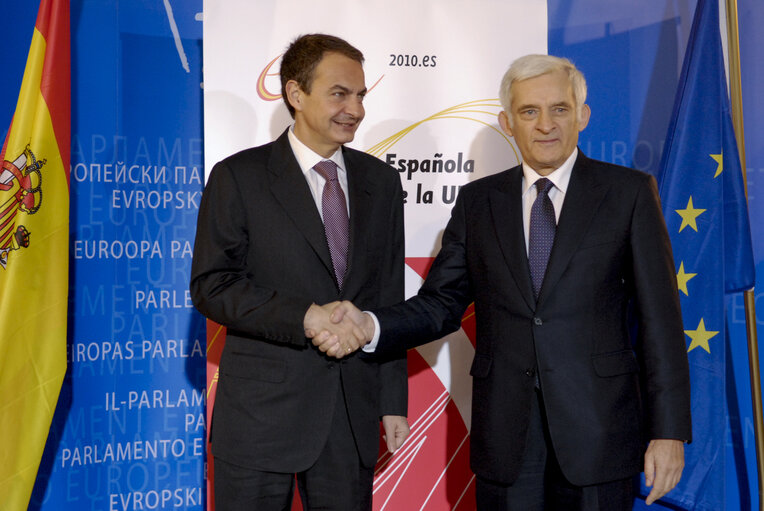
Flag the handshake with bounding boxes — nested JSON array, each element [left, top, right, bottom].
[[303, 301, 376, 358]]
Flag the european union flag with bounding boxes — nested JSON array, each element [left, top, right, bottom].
[[643, 0, 755, 508]]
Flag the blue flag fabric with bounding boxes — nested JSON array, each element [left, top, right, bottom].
[[645, 0, 755, 508]]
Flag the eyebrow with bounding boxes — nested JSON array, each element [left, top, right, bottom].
[[516, 100, 572, 111], [330, 84, 367, 95]]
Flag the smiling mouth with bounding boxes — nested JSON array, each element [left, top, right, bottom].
[[334, 120, 358, 130]]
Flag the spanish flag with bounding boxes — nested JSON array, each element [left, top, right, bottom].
[[0, 0, 70, 507]]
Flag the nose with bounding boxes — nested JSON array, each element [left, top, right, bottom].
[[535, 109, 554, 133], [345, 97, 364, 120]]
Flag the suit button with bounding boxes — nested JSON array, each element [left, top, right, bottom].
[[525, 368, 535, 377], [533, 317, 543, 326]]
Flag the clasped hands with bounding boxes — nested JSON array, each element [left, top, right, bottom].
[[303, 301, 373, 358]]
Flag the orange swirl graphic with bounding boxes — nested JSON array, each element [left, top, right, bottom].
[[256, 54, 283, 101]]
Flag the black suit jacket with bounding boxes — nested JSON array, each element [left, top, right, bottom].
[[374, 151, 691, 486], [191, 129, 407, 472]]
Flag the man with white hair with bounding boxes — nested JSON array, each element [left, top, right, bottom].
[[319, 54, 691, 510]]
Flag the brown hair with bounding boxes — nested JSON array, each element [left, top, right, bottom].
[[280, 34, 364, 118]]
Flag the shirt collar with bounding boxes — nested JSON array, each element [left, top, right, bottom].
[[521, 148, 578, 196], [288, 126, 346, 177]]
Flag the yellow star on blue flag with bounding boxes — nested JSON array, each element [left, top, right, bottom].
[[710, 153, 722, 178], [685, 318, 719, 354], [676, 262, 697, 296], [675, 196, 706, 232]]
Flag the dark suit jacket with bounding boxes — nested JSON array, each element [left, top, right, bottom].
[[190, 129, 407, 472], [374, 151, 691, 486]]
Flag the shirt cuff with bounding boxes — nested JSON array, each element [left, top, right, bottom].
[[362, 311, 381, 353]]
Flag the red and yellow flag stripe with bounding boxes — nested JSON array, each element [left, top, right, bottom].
[[0, 0, 70, 508]]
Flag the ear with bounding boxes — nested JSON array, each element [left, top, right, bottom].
[[285, 80, 303, 113], [498, 111, 513, 137], [578, 104, 591, 131]]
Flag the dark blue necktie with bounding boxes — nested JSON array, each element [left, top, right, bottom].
[[528, 178, 556, 299]]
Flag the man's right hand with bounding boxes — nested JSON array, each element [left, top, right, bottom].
[[307, 301, 376, 358], [303, 302, 366, 359]]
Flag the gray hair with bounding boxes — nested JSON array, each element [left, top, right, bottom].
[[499, 54, 587, 124]]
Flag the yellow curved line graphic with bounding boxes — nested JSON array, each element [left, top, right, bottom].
[[206, 323, 226, 398], [206, 323, 226, 355], [365, 99, 517, 162], [207, 369, 219, 399]]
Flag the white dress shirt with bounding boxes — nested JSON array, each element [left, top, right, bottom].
[[287, 126, 350, 218], [520, 148, 577, 253]]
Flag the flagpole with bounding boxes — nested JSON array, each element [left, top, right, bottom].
[[725, 0, 764, 507]]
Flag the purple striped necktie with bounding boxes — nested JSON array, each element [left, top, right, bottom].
[[313, 160, 349, 289], [528, 178, 556, 299]]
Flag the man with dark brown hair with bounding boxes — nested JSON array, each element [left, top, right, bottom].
[[191, 34, 409, 510]]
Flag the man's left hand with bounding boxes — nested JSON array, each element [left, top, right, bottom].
[[644, 438, 684, 505], [381, 415, 410, 454]]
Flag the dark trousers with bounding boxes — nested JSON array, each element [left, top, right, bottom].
[[475, 390, 635, 511], [213, 387, 373, 511]]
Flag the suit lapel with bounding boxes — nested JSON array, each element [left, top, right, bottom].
[[341, 148, 374, 298], [267, 131, 336, 281], [537, 152, 609, 304], [489, 167, 536, 312]]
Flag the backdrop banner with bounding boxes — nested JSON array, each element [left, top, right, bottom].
[[21, 2, 207, 509], [203, 1, 546, 508]]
